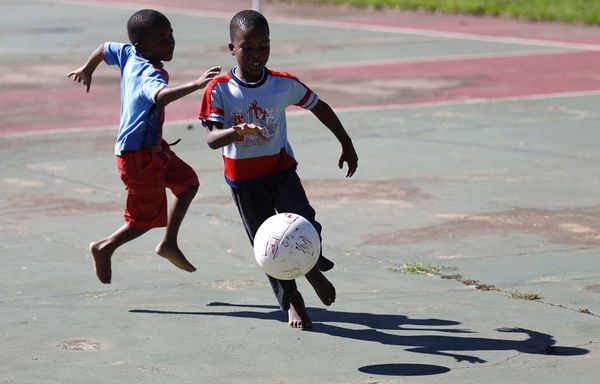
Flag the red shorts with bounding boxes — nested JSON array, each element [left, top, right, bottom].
[[116, 140, 199, 229]]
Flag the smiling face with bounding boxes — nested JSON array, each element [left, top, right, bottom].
[[229, 24, 270, 82], [136, 21, 175, 63]]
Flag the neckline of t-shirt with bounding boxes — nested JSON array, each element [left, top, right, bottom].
[[132, 48, 164, 68], [229, 67, 268, 88]]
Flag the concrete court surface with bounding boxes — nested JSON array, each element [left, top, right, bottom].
[[1, 0, 600, 383]]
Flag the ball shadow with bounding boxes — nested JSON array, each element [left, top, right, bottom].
[[358, 363, 450, 376]]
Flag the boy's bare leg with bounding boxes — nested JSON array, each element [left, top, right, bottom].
[[288, 290, 312, 329], [155, 186, 197, 272], [89, 224, 148, 284], [305, 266, 336, 306]]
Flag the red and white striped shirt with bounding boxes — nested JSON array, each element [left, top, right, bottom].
[[199, 68, 319, 186]]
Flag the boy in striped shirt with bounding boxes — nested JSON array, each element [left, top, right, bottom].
[[199, 10, 358, 328]]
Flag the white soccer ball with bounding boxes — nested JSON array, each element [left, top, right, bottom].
[[253, 213, 321, 280]]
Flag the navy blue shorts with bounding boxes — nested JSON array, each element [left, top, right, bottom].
[[230, 168, 331, 310]]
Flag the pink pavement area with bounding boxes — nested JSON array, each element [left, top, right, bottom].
[[3, 0, 600, 135]]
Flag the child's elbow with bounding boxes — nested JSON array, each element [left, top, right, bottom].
[[206, 137, 220, 150], [205, 123, 224, 149], [154, 96, 167, 107]]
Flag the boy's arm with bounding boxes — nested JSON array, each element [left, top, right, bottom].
[[310, 99, 358, 177], [205, 121, 264, 149], [67, 44, 104, 93], [155, 66, 221, 106], [206, 122, 239, 149]]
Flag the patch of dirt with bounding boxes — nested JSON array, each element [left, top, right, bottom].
[[57, 339, 102, 351], [194, 179, 428, 207], [584, 284, 600, 293], [365, 206, 600, 246], [2, 178, 423, 217], [195, 195, 235, 206], [303, 178, 428, 201], [306, 76, 468, 108], [3, 194, 120, 219], [209, 279, 267, 290]]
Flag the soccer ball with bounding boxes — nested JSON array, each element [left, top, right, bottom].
[[253, 213, 321, 280]]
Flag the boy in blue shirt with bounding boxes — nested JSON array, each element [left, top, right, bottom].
[[68, 9, 220, 284]]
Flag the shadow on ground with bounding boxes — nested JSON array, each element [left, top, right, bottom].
[[130, 302, 588, 376]]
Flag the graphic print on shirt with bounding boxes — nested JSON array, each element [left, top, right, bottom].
[[231, 99, 277, 145]]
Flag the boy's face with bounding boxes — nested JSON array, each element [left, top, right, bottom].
[[229, 25, 270, 82], [136, 21, 175, 62]]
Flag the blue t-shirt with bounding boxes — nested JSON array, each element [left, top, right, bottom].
[[103, 42, 168, 155]]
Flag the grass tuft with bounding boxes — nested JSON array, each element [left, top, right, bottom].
[[507, 290, 541, 300], [391, 262, 445, 275]]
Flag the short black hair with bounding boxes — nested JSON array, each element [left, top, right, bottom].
[[127, 9, 170, 44], [229, 10, 269, 40]]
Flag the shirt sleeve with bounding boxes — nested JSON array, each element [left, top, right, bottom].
[[288, 75, 319, 109], [140, 69, 168, 104], [102, 42, 131, 67], [199, 80, 224, 127]]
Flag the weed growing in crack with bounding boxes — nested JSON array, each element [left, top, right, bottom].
[[389, 262, 446, 275], [507, 290, 541, 300]]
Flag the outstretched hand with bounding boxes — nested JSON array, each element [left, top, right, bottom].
[[338, 146, 358, 177], [196, 66, 222, 89], [233, 123, 267, 138], [67, 67, 93, 93]]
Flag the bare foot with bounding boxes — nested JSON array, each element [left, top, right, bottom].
[[305, 267, 336, 306], [155, 243, 196, 272], [288, 290, 312, 329], [89, 241, 112, 284]]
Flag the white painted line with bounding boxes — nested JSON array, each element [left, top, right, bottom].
[[297, 89, 600, 114], [275, 19, 600, 52], [290, 48, 576, 71], [42, 0, 600, 51]]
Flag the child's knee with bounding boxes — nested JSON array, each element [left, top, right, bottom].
[[178, 185, 198, 198]]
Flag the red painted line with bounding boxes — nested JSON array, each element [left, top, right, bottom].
[[4, 50, 600, 136], [298, 50, 600, 105], [0, 86, 199, 135]]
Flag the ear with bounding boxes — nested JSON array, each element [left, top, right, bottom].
[[134, 42, 145, 55], [228, 43, 235, 56]]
